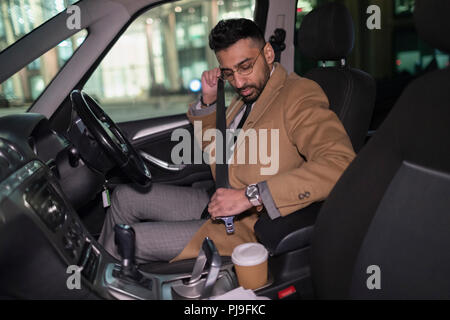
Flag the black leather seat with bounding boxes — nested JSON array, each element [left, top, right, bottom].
[[255, 2, 375, 256], [298, 2, 376, 153], [312, 0, 450, 299]]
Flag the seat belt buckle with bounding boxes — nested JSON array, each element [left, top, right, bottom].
[[219, 216, 235, 234]]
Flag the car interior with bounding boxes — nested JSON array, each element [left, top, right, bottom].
[[0, 0, 449, 300]]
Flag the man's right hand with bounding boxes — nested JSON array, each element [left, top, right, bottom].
[[201, 68, 221, 105]]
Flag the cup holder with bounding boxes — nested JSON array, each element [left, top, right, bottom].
[[170, 237, 237, 299], [170, 269, 237, 299]]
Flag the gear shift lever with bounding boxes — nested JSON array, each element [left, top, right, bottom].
[[114, 224, 142, 281]]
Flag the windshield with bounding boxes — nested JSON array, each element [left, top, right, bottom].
[[0, 0, 85, 117], [0, 0, 79, 53]]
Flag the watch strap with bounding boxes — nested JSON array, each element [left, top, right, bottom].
[[200, 95, 216, 108]]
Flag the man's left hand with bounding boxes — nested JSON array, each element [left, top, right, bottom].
[[208, 188, 252, 219]]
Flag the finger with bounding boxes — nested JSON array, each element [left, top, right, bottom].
[[209, 206, 219, 218], [209, 202, 224, 217], [202, 72, 210, 86], [208, 200, 219, 213], [212, 69, 220, 84], [210, 204, 230, 218], [208, 200, 216, 210], [208, 71, 217, 86], [204, 74, 211, 87], [215, 68, 221, 78]]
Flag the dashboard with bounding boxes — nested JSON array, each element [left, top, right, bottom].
[[0, 113, 111, 299], [0, 113, 238, 300]]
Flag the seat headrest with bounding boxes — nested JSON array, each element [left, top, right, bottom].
[[297, 2, 354, 61], [414, 0, 450, 53]]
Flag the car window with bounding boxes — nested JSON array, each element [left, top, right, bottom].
[[0, 0, 79, 53], [295, 0, 449, 76], [293, 0, 449, 131], [0, 0, 86, 117], [83, 0, 256, 123], [0, 29, 87, 117]]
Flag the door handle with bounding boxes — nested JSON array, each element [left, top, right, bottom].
[[139, 151, 186, 172]]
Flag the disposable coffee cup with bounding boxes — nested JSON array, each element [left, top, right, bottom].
[[231, 243, 268, 290]]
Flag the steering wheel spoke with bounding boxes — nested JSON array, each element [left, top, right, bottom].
[[70, 90, 152, 187]]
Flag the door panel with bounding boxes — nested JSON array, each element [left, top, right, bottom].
[[118, 114, 212, 186]]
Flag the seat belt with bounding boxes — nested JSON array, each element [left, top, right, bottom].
[[200, 79, 236, 234], [269, 28, 286, 63], [215, 78, 229, 190]]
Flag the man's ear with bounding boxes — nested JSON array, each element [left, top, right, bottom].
[[263, 42, 275, 66]]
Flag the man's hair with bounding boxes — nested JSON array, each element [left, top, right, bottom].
[[209, 18, 265, 52]]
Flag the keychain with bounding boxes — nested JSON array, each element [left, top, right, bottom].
[[102, 184, 111, 208]]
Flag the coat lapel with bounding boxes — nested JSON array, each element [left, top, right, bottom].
[[226, 98, 245, 127], [235, 62, 287, 150], [213, 63, 287, 178]]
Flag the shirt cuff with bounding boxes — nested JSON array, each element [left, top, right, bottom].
[[257, 181, 281, 220], [189, 99, 217, 116]]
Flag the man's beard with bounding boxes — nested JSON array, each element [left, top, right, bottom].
[[238, 85, 262, 104], [235, 65, 271, 104]]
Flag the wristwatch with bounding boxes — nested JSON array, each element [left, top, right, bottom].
[[245, 184, 262, 206]]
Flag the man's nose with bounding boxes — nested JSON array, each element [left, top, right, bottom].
[[233, 73, 246, 89]]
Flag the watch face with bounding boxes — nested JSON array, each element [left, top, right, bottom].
[[246, 185, 258, 198], [246, 185, 261, 206]]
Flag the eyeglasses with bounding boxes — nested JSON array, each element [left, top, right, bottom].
[[219, 46, 265, 82]]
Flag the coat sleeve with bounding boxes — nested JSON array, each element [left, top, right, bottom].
[[186, 96, 241, 151], [264, 84, 356, 217], [186, 100, 217, 151]]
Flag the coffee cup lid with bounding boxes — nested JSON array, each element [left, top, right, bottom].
[[231, 243, 268, 267]]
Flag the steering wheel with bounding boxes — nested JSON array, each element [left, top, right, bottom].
[[70, 90, 152, 187]]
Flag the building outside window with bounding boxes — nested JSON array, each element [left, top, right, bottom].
[[83, 0, 256, 122], [0, 0, 81, 112]]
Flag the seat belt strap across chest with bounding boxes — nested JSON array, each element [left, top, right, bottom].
[[200, 79, 235, 234], [215, 78, 229, 189]]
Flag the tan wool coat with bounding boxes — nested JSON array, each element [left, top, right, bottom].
[[172, 63, 356, 262]]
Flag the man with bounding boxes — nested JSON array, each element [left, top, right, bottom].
[[99, 18, 355, 263]]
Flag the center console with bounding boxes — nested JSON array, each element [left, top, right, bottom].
[[104, 237, 239, 300], [2, 160, 266, 300]]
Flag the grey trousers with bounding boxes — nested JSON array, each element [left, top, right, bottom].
[[98, 183, 210, 263]]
